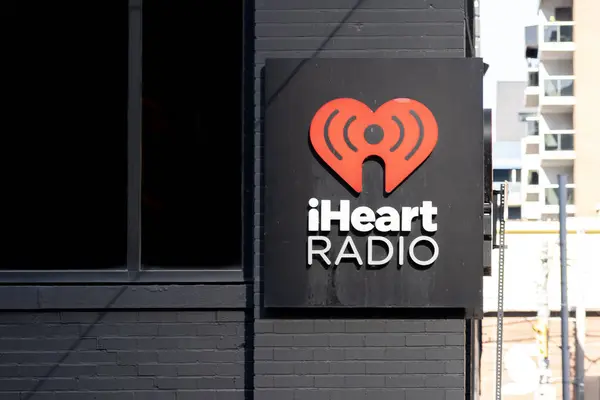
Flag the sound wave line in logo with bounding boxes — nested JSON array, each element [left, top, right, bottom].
[[310, 98, 438, 194]]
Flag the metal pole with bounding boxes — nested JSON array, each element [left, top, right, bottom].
[[575, 226, 586, 400], [558, 174, 571, 400]]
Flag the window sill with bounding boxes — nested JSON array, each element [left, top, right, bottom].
[[0, 268, 244, 284], [0, 281, 248, 310]]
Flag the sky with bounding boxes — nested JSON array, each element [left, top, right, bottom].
[[480, 0, 539, 109]]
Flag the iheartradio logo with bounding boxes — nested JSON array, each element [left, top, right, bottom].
[[309, 98, 438, 194], [306, 98, 440, 269]]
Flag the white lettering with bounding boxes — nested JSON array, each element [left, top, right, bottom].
[[398, 236, 404, 265], [320, 200, 351, 232], [420, 201, 438, 232], [309, 200, 439, 234], [401, 206, 420, 232], [306, 200, 440, 271], [367, 236, 393, 266], [334, 236, 363, 266], [307, 198, 320, 232], [374, 207, 400, 232], [408, 236, 439, 266], [307, 236, 331, 266], [351, 206, 375, 232], [307, 235, 439, 269]]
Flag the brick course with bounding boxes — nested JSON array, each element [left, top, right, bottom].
[[0, 311, 245, 400]]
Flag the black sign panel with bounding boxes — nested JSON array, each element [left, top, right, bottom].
[[263, 58, 484, 310]]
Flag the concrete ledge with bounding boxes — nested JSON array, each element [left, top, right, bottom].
[[0, 285, 248, 310]]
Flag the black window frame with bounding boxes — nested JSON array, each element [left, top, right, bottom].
[[0, 0, 249, 284]]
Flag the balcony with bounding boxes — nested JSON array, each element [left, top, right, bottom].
[[539, 22, 574, 60], [542, 183, 576, 215], [540, 77, 574, 112], [540, 130, 575, 166]]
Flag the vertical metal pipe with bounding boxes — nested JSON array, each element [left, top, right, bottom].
[[536, 238, 551, 398], [558, 174, 570, 400], [575, 227, 586, 400]]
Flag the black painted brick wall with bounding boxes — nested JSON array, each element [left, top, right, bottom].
[[0, 311, 245, 400], [0, 1, 474, 400], [253, 1, 469, 400], [253, 319, 465, 400]]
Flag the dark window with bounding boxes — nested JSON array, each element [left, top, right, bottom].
[[528, 72, 539, 87], [1, 1, 243, 273], [507, 207, 521, 220], [560, 134, 574, 150], [527, 121, 539, 136], [545, 188, 574, 205], [544, 25, 573, 43], [493, 169, 511, 183], [141, 1, 242, 268], [545, 134, 574, 151], [528, 171, 539, 185], [2, 2, 128, 269], [555, 7, 573, 21], [545, 134, 559, 151], [544, 79, 574, 96]]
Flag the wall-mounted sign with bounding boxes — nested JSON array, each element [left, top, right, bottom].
[[262, 58, 484, 310]]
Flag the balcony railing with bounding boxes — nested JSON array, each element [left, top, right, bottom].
[[544, 78, 574, 97], [544, 132, 574, 151], [543, 22, 573, 43], [544, 184, 575, 206]]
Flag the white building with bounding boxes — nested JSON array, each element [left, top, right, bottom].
[[521, 0, 600, 220]]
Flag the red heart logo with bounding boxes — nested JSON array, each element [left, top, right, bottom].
[[309, 98, 438, 194]]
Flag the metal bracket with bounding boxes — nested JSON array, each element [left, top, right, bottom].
[[491, 188, 506, 249]]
